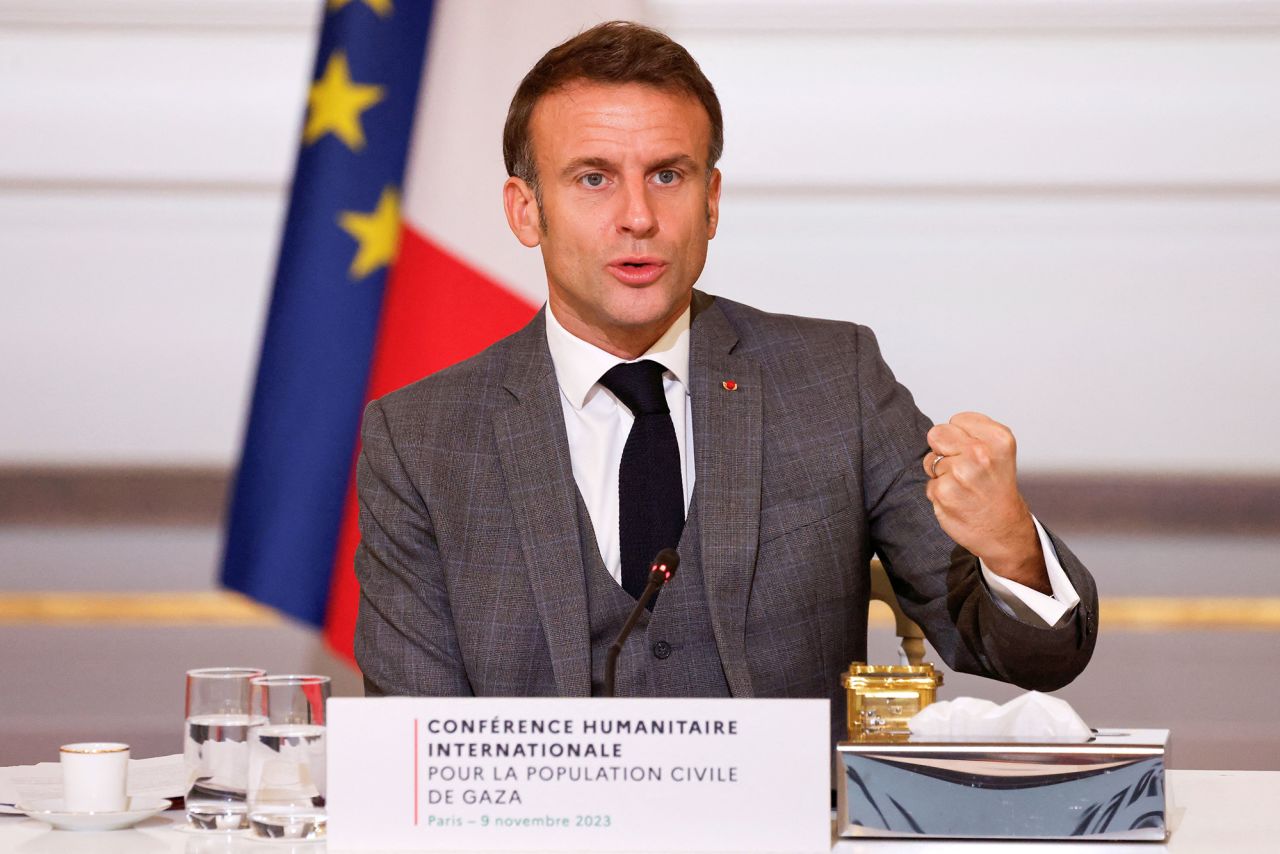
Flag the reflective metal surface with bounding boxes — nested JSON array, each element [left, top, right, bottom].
[[837, 729, 1170, 840]]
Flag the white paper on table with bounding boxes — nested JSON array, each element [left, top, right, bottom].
[[0, 754, 186, 813]]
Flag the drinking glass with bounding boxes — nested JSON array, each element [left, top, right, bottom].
[[247, 674, 331, 841], [183, 666, 266, 830]]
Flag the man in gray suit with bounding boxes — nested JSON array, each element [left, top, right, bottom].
[[354, 22, 1096, 745]]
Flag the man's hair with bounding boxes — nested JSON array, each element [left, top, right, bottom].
[[502, 20, 724, 193]]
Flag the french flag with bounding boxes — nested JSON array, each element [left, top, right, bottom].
[[222, 0, 638, 660]]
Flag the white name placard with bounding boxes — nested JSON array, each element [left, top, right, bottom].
[[327, 697, 830, 852]]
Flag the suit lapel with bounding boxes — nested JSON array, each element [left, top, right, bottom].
[[689, 293, 762, 698], [492, 310, 592, 697]]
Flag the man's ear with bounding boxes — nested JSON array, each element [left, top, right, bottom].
[[503, 177, 542, 248], [706, 167, 722, 240]]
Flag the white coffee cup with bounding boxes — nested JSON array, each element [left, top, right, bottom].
[[60, 742, 129, 812]]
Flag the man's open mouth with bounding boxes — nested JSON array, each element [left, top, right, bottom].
[[607, 259, 667, 284]]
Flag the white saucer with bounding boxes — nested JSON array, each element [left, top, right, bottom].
[[17, 797, 172, 831]]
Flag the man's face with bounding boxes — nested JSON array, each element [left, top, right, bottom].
[[506, 81, 721, 356]]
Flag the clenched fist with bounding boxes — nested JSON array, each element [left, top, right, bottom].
[[924, 412, 1050, 593]]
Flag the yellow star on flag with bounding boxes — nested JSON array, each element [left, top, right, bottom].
[[304, 51, 385, 151], [328, 0, 394, 16], [339, 187, 401, 279]]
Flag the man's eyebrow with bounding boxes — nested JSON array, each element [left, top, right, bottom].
[[648, 154, 701, 173], [560, 156, 615, 180]]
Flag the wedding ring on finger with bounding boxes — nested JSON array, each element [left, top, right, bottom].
[[929, 453, 946, 479]]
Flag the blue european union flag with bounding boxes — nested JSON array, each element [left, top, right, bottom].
[[221, 1, 435, 628]]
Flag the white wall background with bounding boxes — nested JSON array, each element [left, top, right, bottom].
[[1, 0, 1278, 472]]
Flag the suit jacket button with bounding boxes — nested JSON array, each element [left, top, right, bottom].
[[652, 640, 672, 660]]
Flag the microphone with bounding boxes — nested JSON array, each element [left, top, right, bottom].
[[603, 548, 680, 697]]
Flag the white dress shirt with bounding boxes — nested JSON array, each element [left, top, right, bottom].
[[543, 304, 1078, 627]]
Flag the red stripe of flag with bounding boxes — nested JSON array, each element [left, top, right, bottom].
[[323, 224, 537, 660]]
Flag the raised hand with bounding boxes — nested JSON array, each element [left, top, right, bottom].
[[924, 412, 1049, 593]]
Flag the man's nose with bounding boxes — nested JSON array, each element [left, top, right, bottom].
[[616, 177, 657, 238]]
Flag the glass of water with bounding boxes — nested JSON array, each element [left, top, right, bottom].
[[184, 666, 266, 831], [247, 674, 331, 841]]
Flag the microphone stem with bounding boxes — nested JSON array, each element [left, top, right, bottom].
[[604, 576, 663, 697]]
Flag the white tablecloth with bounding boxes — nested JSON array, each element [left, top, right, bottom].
[[0, 770, 1273, 852]]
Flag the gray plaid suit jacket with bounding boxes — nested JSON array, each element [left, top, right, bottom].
[[354, 291, 1097, 699]]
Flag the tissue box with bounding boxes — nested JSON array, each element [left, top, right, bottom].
[[837, 729, 1169, 841]]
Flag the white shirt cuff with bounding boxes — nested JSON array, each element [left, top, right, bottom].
[[979, 516, 1080, 626]]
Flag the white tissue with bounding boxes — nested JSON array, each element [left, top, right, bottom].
[[907, 691, 1091, 740]]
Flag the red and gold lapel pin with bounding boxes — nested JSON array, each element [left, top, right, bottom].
[[721, 380, 738, 391]]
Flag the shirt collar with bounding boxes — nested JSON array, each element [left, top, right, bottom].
[[544, 303, 692, 411]]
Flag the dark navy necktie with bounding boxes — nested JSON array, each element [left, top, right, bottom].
[[598, 360, 684, 603]]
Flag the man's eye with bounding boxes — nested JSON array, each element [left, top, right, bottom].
[[581, 173, 606, 188], [655, 170, 678, 185]]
